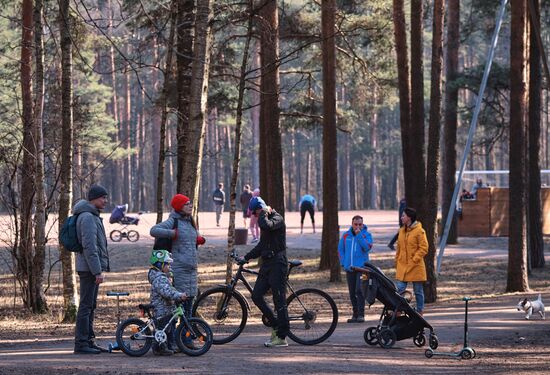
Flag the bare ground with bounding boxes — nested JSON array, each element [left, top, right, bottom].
[[0, 210, 549, 374]]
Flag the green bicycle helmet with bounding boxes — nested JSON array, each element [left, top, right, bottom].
[[149, 250, 173, 266]]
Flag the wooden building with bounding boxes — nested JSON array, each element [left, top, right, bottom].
[[458, 187, 550, 237]]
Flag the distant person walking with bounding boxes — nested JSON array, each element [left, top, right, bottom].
[[240, 184, 253, 227], [395, 207, 428, 315], [338, 215, 373, 323], [298, 194, 316, 234], [212, 182, 225, 227], [73, 184, 110, 354], [248, 188, 260, 242]]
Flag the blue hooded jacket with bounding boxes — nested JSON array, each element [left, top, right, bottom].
[[338, 224, 373, 272]]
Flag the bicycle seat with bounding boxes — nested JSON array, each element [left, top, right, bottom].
[[138, 304, 155, 315], [288, 260, 302, 269]]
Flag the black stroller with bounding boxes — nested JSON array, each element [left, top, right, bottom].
[[109, 204, 142, 242], [352, 262, 439, 350]]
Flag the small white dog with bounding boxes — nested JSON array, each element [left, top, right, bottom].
[[516, 294, 545, 320]]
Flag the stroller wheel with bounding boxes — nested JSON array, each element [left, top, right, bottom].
[[378, 329, 396, 349], [127, 230, 140, 242], [429, 334, 439, 350], [413, 333, 426, 347], [363, 327, 378, 346], [110, 230, 122, 242]]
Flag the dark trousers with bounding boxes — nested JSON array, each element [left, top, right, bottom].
[[251, 256, 289, 339], [346, 271, 366, 317], [75, 271, 99, 348]]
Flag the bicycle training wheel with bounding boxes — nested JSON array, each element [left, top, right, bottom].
[[110, 230, 122, 242], [192, 287, 248, 345], [175, 317, 213, 356], [286, 288, 338, 345], [127, 230, 139, 242], [116, 318, 152, 357]]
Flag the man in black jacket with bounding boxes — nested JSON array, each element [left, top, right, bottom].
[[238, 197, 289, 347]]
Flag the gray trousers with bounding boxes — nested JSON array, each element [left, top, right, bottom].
[[75, 271, 99, 348], [215, 204, 224, 225]]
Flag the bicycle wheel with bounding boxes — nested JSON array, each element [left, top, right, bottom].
[[175, 317, 213, 356], [116, 318, 152, 357], [127, 230, 139, 242], [286, 288, 338, 345], [110, 230, 122, 242], [192, 287, 248, 345]]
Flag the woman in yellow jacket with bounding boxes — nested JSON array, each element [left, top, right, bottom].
[[395, 207, 428, 314]]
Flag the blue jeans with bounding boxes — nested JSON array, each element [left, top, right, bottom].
[[395, 280, 424, 313], [346, 271, 366, 317]]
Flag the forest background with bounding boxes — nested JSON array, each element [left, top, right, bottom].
[[0, 0, 548, 318]]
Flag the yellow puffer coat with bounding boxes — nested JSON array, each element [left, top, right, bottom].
[[395, 221, 428, 282]]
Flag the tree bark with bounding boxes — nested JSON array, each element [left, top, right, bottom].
[[178, 0, 213, 221], [32, 0, 48, 313], [59, 0, 78, 321], [507, 0, 529, 292], [319, 0, 340, 282], [176, 0, 195, 195], [258, 0, 285, 215], [156, 0, 177, 223], [18, 0, 36, 311], [409, 0, 426, 214], [527, 0, 545, 269], [392, 0, 413, 208], [423, 0, 444, 304], [441, 0, 460, 244]]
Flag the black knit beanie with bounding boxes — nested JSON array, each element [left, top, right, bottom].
[[88, 184, 108, 201]]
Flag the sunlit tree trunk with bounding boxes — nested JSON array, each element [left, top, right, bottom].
[[59, 0, 77, 321], [423, 0, 444, 304], [507, 0, 529, 292], [319, 0, 340, 282]]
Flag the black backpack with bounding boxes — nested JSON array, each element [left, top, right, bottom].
[[153, 218, 178, 251], [59, 214, 83, 253]]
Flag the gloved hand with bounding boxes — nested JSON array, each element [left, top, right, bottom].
[[196, 235, 206, 245], [178, 292, 188, 301], [236, 256, 248, 266]]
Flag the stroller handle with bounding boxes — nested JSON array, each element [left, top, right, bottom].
[[350, 266, 370, 274]]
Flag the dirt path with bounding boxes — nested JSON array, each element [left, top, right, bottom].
[[0, 210, 549, 374]]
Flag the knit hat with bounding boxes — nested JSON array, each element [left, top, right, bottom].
[[248, 197, 266, 212], [171, 194, 190, 212], [87, 184, 108, 201]]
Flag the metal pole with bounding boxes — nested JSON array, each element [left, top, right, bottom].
[[436, 0, 509, 273]]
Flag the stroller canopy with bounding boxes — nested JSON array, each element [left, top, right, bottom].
[[109, 204, 128, 224]]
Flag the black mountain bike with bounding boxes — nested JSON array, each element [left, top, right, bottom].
[[192, 250, 338, 345]]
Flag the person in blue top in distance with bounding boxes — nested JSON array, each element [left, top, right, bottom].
[[298, 194, 316, 234]]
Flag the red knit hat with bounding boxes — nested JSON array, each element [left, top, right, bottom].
[[171, 194, 190, 212]]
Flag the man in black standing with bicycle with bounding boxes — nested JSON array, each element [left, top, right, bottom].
[[237, 197, 289, 348]]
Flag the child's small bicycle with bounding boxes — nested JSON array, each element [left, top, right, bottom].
[[116, 303, 213, 357]]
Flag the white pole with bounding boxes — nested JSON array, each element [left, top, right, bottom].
[[437, 0, 509, 274]]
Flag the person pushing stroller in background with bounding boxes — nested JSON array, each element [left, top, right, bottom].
[[148, 250, 188, 356]]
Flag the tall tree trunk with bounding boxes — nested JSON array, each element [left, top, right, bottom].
[[250, 40, 261, 188], [409, 0, 426, 214], [392, 0, 413, 207], [176, 0, 195, 194], [528, 0, 545, 269], [156, 0, 177, 223], [123, 58, 132, 206], [369, 108, 378, 209], [507, 0, 529, 292], [59, 0, 77, 321], [319, 0, 340, 282], [258, 0, 284, 214], [226, 1, 253, 282], [19, 0, 36, 311], [178, 0, 213, 220], [32, 0, 48, 313], [423, 0, 444, 304], [441, 0, 460, 244]]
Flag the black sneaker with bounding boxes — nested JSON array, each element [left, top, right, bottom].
[[347, 316, 358, 323], [356, 316, 365, 323], [74, 346, 101, 354]]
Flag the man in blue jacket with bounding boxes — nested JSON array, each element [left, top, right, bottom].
[[338, 215, 373, 323]]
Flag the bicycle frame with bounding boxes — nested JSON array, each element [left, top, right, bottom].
[[134, 305, 187, 342]]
